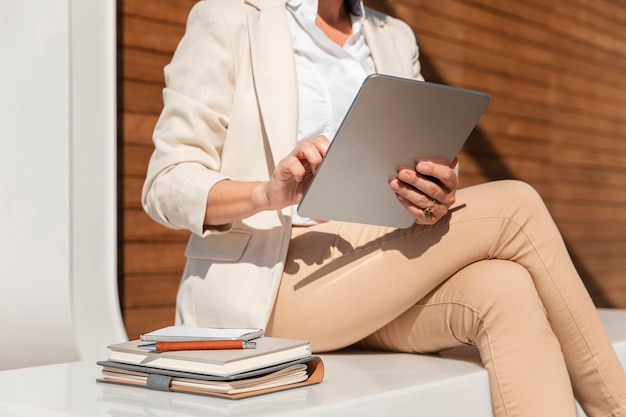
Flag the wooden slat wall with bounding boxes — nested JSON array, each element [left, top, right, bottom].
[[118, 0, 197, 338], [368, 0, 626, 309], [118, 0, 626, 339]]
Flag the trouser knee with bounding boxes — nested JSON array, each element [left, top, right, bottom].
[[441, 260, 547, 341]]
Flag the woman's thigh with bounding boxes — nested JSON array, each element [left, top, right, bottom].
[[265, 180, 572, 352]]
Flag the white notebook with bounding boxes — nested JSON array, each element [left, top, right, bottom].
[[140, 326, 264, 342]]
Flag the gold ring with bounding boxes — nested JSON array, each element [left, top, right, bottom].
[[423, 201, 436, 216]]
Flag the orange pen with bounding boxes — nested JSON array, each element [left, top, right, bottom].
[[147, 339, 257, 352]]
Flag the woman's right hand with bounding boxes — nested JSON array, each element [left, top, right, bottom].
[[204, 136, 329, 226], [263, 135, 330, 210]]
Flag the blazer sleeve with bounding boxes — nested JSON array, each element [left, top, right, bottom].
[[141, 2, 239, 236]]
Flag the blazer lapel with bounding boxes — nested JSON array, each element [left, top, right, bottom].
[[244, 2, 409, 168], [246, 0, 297, 168], [362, 10, 404, 76]]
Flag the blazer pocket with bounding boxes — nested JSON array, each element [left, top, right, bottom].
[[184, 229, 252, 262]]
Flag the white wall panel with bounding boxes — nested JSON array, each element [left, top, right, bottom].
[[0, 0, 126, 370]]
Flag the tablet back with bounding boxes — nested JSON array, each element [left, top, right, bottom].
[[297, 74, 490, 228]]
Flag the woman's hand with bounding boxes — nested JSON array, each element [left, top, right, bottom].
[[389, 158, 459, 225], [203, 136, 329, 226], [263, 135, 330, 210]]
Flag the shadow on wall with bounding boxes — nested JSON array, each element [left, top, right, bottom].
[[367, 0, 613, 307]]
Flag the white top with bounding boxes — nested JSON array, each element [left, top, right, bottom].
[[286, 0, 376, 225]]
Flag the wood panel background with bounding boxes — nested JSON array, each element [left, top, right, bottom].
[[118, 0, 626, 339]]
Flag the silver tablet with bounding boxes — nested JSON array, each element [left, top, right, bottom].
[[297, 74, 490, 228]]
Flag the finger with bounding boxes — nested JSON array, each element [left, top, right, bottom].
[[297, 135, 329, 156], [276, 155, 306, 182], [394, 192, 440, 225], [415, 160, 458, 192], [306, 136, 330, 173], [394, 165, 457, 209], [390, 176, 441, 211], [394, 168, 444, 206], [294, 137, 328, 171], [311, 135, 330, 155]]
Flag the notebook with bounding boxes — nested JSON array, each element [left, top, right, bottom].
[[140, 326, 264, 342], [297, 74, 490, 228], [106, 337, 311, 377], [97, 356, 324, 399]]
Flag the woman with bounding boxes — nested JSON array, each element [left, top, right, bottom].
[[142, 0, 626, 416]]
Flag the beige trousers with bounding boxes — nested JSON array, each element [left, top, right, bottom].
[[266, 180, 626, 417]]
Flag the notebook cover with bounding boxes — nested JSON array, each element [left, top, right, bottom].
[[107, 337, 311, 377], [97, 356, 324, 400]]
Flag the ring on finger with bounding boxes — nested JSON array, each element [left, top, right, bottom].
[[423, 199, 437, 216]]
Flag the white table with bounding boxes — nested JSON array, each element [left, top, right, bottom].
[[1, 309, 625, 417]]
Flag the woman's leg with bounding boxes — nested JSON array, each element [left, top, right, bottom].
[[266, 180, 626, 416], [359, 259, 577, 417]]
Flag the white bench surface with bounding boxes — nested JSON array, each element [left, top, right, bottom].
[[0, 309, 624, 417]]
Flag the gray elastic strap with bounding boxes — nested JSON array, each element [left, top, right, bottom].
[[146, 374, 172, 392]]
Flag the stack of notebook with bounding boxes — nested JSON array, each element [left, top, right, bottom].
[[96, 326, 324, 399]]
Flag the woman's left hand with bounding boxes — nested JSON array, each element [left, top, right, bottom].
[[388, 158, 459, 225]]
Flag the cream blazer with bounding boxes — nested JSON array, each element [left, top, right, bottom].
[[142, 0, 423, 329]]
